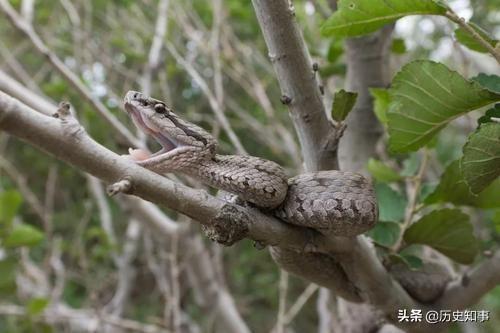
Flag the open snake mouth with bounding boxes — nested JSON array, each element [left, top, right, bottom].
[[124, 100, 179, 161]]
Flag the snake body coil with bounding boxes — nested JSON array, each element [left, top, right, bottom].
[[123, 91, 378, 237]]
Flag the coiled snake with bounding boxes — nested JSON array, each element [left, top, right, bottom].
[[123, 91, 378, 238]]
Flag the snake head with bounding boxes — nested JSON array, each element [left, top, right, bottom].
[[123, 91, 217, 173]]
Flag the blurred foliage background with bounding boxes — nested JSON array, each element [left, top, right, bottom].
[[0, 0, 499, 332]]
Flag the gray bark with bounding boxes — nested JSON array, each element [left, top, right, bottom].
[[338, 25, 394, 173], [337, 26, 399, 333], [252, 0, 338, 171]]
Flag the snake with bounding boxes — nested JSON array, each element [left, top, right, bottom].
[[123, 90, 378, 238]]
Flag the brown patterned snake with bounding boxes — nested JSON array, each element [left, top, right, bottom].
[[123, 91, 378, 238]]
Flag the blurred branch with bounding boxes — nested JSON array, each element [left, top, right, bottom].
[[211, 0, 224, 114], [165, 42, 247, 154], [0, 155, 49, 228], [0, 70, 54, 115], [282, 283, 319, 326], [49, 237, 65, 303], [104, 219, 141, 317], [86, 175, 118, 255], [0, 0, 142, 148], [182, 232, 251, 333], [0, 304, 169, 333], [437, 250, 500, 310], [20, 0, 34, 24], [141, 0, 170, 96], [338, 24, 394, 172], [0, 40, 42, 94], [275, 270, 289, 333], [445, 9, 500, 64], [317, 287, 335, 333]]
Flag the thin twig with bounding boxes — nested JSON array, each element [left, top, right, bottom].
[[166, 41, 247, 154], [445, 10, 500, 64], [282, 283, 318, 324], [275, 270, 289, 333], [392, 150, 430, 252], [0, 155, 49, 227], [0, 0, 142, 148]]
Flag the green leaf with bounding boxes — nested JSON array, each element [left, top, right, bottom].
[[493, 210, 500, 234], [455, 23, 498, 54], [461, 123, 500, 194], [368, 221, 400, 247], [4, 223, 44, 248], [327, 39, 344, 63], [27, 297, 50, 316], [388, 61, 500, 153], [321, 0, 447, 37], [367, 158, 402, 182], [0, 190, 22, 225], [473, 74, 500, 94], [319, 63, 346, 77], [0, 259, 17, 297], [419, 182, 436, 202], [425, 160, 500, 208], [403, 209, 478, 264], [370, 88, 390, 124], [388, 253, 423, 270], [375, 183, 407, 222], [391, 38, 407, 54], [331, 89, 358, 121], [400, 153, 420, 177], [478, 104, 500, 125]]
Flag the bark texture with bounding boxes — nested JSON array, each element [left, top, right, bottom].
[[339, 25, 394, 173]]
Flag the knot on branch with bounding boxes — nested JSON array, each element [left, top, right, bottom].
[[202, 204, 249, 246], [53, 101, 85, 138], [107, 176, 133, 196], [322, 122, 347, 155], [52, 101, 71, 118], [280, 95, 292, 105]]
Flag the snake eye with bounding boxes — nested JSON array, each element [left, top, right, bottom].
[[154, 103, 167, 114]]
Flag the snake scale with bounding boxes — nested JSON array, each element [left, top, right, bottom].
[[123, 91, 378, 237]]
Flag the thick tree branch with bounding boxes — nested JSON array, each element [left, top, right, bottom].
[[323, 3, 397, 329], [250, 2, 419, 329], [0, 91, 353, 263], [338, 25, 394, 173], [251, 0, 338, 171], [437, 250, 500, 310], [0, 72, 252, 332]]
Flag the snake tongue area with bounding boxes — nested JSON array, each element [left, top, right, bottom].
[[124, 93, 178, 159]]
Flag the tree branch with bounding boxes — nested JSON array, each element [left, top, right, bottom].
[[0, 91, 353, 264], [0, 0, 142, 148], [251, 0, 338, 171], [250, 2, 419, 329], [437, 250, 500, 310], [338, 24, 394, 172], [445, 10, 500, 65]]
